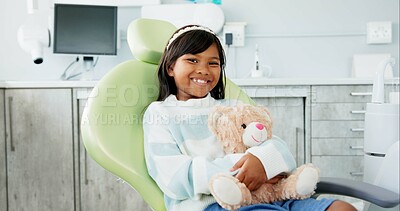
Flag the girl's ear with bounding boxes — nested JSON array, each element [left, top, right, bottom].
[[167, 69, 174, 76], [167, 62, 175, 77], [167, 67, 174, 76]]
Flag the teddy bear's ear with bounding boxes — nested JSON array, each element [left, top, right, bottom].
[[208, 106, 222, 134], [209, 111, 223, 128], [208, 106, 224, 134], [208, 106, 233, 134], [261, 106, 272, 123]]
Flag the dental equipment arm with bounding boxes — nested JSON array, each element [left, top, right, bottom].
[[313, 177, 400, 208]]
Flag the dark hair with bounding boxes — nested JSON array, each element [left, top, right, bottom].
[[157, 25, 226, 101]]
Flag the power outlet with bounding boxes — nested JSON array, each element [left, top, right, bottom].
[[223, 22, 246, 47], [367, 21, 392, 44]]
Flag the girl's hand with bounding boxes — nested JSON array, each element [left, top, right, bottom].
[[230, 153, 267, 191]]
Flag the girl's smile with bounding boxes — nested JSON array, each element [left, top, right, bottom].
[[192, 78, 210, 86]]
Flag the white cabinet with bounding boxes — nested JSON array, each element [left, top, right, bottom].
[[4, 89, 75, 211], [74, 88, 151, 211], [310, 85, 370, 181], [310, 84, 399, 181], [0, 88, 151, 211]]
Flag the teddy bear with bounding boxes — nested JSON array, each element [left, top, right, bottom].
[[207, 104, 320, 210]]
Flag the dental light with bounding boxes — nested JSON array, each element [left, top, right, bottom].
[[17, 23, 50, 64], [17, 0, 50, 64]]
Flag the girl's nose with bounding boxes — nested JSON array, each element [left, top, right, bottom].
[[196, 69, 209, 75], [255, 123, 264, 130], [196, 65, 210, 75]]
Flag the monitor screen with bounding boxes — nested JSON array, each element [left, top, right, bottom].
[[53, 4, 118, 56]]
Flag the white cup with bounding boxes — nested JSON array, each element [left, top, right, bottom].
[[262, 65, 272, 78], [250, 65, 272, 78]]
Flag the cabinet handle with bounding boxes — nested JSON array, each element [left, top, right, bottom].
[[350, 92, 372, 96], [350, 110, 366, 114], [350, 145, 364, 150], [84, 150, 88, 185], [350, 128, 364, 132], [350, 172, 364, 176], [295, 127, 299, 165], [8, 97, 15, 152], [295, 127, 305, 164]]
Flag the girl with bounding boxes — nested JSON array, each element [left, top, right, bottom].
[[143, 25, 356, 211]]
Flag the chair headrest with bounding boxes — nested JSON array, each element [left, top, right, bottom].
[[127, 18, 177, 64]]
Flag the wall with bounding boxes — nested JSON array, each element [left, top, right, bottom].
[[0, 0, 398, 80], [220, 0, 399, 79]]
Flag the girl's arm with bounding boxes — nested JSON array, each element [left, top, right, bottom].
[[230, 136, 297, 191], [143, 105, 240, 200], [247, 136, 297, 179]]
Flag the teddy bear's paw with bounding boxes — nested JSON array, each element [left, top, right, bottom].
[[295, 166, 319, 196], [209, 173, 251, 210]]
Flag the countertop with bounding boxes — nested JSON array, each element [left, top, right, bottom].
[[0, 80, 97, 88], [0, 78, 399, 88], [232, 77, 399, 86]]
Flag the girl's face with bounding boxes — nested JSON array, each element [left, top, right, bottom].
[[167, 43, 221, 101]]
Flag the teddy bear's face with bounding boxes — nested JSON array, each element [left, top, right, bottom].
[[242, 122, 269, 147], [208, 104, 273, 154]]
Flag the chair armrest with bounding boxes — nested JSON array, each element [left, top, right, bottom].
[[313, 177, 399, 208]]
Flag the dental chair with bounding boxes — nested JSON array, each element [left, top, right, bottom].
[[80, 18, 399, 211]]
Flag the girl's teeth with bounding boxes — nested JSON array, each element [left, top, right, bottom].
[[193, 79, 207, 84]]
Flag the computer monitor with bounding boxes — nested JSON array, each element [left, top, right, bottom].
[[53, 4, 118, 56]]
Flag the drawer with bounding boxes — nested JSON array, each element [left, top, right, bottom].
[[312, 156, 364, 181], [311, 103, 366, 120], [312, 120, 364, 138], [312, 138, 364, 156], [312, 85, 372, 103]]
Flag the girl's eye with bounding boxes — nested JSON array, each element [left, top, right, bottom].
[[241, 124, 247, 129], [209, 62, 220, 66], [187, 58, 198, 63]]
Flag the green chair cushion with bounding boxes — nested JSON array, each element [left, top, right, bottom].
[[127, 18, 177, 64], [81, 60, 166, 211]]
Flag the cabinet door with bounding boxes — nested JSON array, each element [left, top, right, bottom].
[[0, 90, 6, 211], [312, 156, 364, 181], [75, 89, 151, 211], [5, 89, 75, 211], [253, 97, 305, 165]]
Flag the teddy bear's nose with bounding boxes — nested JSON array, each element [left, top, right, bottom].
[[256, 123, 264, 130]]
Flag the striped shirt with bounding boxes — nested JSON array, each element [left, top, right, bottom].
[[143, 94, 296, 211]]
